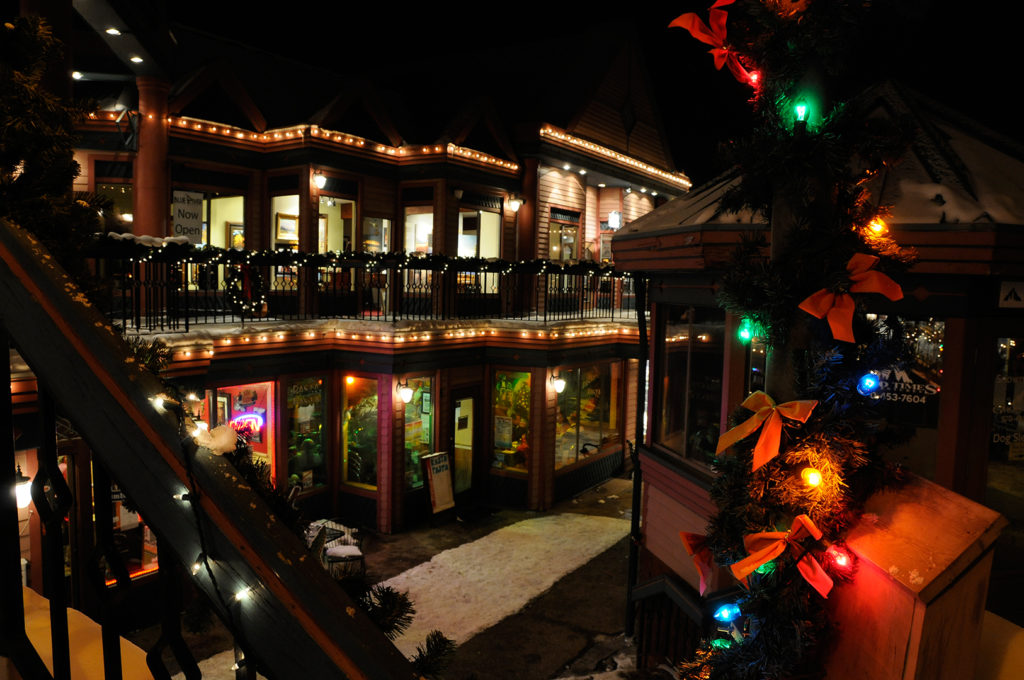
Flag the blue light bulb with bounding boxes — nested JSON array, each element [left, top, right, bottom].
[[713, 603, 742, 623], [857, 372, 881, 396]]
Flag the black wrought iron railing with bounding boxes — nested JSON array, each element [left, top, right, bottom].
[[86, 238, 637, 332]]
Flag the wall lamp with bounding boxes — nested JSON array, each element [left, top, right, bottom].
[[508, 195, 524, 213], [14, 465, 32, 509], [397, 379, 414, 404], [313, 171, 327, 190], [551, 372, 567, 394]]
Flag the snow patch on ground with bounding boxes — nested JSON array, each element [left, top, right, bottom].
[[382, 513, 629, 658]]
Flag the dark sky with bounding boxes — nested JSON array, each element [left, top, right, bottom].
[[164, 1, 1006, 186]]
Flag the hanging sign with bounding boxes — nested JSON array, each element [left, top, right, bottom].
[[998, 281, 1024, 308], [172, 190, 204, 243], [423, 451, 455, 513]]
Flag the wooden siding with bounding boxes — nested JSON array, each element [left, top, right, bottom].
[[585, 186, 600, 259], [642, 483, 706, 593], [363, 175, 397, 219], [613, 227, 766, 273], [598, 187, 623, 222], [625, 358, 638, 448], [623, 192, 654, 224], [537, 166, 587, 259]]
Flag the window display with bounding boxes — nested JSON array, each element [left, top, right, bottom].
[[287, 377, 326, 490], [403, 377, 433, 489], [343, 376, 378, 488], [555, 363, 621, 470], [492, 371, 531, 473], [106, 485, 159, 584], [210, 382, 275, 473]]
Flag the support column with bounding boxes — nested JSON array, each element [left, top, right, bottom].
[[134, 77, 170, 237], [517, 158, 538, 261]]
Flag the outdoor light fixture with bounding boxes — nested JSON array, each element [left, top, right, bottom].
[[312, 171, 327, 189], [129, 56, 144, 64], [14, 465, 32, 509], [551, 373, 567, 394], [105, 27, 122, 36], [507, 195, 524, 212], [453, 188, 464, 200], [234, 586, 252, 602], [191, 554, 205, 574], [397, 380, 414, 404], [72, 71, 83, 80]]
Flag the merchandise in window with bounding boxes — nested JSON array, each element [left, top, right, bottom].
[[555, 363, 622, 470], [212, 382, 276, 473], [343, 376, 378, 488], [403, 377, 433, 489], [287, 377, 326, 490], [492, 371, 531, 473]]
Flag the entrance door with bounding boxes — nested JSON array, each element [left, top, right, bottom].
[[451, 390, 480, 502]]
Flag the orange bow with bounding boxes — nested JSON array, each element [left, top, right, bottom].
[[730, 514, 834, 599], [716, 391, 817, 470], [680, 532, 715, 595], [799, 253, 903, 343], [669, 1, 755, 86]]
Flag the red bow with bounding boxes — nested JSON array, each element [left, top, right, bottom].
[[730, 515, 834, 598], [799, 253, 903, 343], [680, 532, 715, 595], [669, 1, 755, 86], [716, 391, 817, 470]]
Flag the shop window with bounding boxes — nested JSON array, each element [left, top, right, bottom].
[[403, 377, 433, 489], [655, 306, 725, 463], [363, 216, 391, 253], [205, 382, 276, 474], [492, 371, 531, 473], [271, 194, 300, 250], [343, 376, 378, 488], [318, 195, 357, 252], [458, 210, 500, 258], [105, 482, 159, 584], [874, 317, 944, 479], [404, 206, 434, 254], [550, 208, 580, 261], [555, 363, 622, 471], [96, 182, 134, 228], [286, 377, 326, 491]]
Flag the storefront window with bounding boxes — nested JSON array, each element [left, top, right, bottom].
[[876, 317, 944, 479], [493, 371, 531, 473], [318, 195, 356, 252], [343, 376, 378, 488], [555, 363, 622, 470], [403, 377, 433, 489], [204, 195, 244, 249], [655, 306, 725, 462], [287, 377, 326, 490], [106, 483, 159, 584], [97, 182, 134, 228], [404, 206, 433, 254], [363, 216, 391, 253], [549, 208, 580, 261], [211, 382, 276, 472], [458, 210, 500, 258]]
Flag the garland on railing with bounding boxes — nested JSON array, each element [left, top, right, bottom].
[[89, 234, 626, 278]]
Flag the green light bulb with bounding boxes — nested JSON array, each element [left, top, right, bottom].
[[711, 638, 734, 650], [755, 560, 775, 575], [738, 318, 753, 344], [795, 102, 808, 122]]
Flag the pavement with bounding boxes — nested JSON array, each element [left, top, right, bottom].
[[148, 475, 645, 680]]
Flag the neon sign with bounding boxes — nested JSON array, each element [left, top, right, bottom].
[[231, 413, 264, 431]]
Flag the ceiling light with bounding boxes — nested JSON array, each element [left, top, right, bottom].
[[130, 56, 143, 64], [72, 71, 83, 80], [105, 27, 122, 36]]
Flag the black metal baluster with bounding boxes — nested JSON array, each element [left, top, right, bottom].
[[145, 543, 200, 680], [33, 391, 73, 680], [89, 461, 132, 680]]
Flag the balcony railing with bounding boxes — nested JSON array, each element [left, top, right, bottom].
[[86, 238, 637, 332]]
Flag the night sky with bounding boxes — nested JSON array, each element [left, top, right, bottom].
[[164, 1, 1005, 186]]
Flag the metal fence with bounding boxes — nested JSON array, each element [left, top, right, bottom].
[[86, 241, 638, 332]]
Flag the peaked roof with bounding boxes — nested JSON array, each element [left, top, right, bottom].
[[612, 83, 1024, 273]]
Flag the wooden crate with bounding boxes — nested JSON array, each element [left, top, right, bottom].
[[826, 475, 1007, 680]]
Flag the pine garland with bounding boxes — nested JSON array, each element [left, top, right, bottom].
[[670, 1, 922, 678]]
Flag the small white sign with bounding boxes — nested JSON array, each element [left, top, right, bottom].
[[423, 451, 455, 513], [999, 281, 1024, 308], [172, 190, 204, 244]]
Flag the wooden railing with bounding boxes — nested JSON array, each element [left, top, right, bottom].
[[1, 219, 417, 679]]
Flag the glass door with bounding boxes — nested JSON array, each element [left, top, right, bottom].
[[452, 391, 479, 499]]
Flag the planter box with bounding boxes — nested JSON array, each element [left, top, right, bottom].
[[826, 475, 1007, 680]]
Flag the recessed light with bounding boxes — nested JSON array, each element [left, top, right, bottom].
[[598, 183, 606, 188], [72, 71, 83, 80], [130, 56, 143, 63], [105, 27, 121, 36], [562, 163, 570, 171], [578, 169, 587, 175]]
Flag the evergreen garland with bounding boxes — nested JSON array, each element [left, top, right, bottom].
[[670, 2, 923, 678]]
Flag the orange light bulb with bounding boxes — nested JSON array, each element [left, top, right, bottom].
[[801, 467, 822, 487]]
